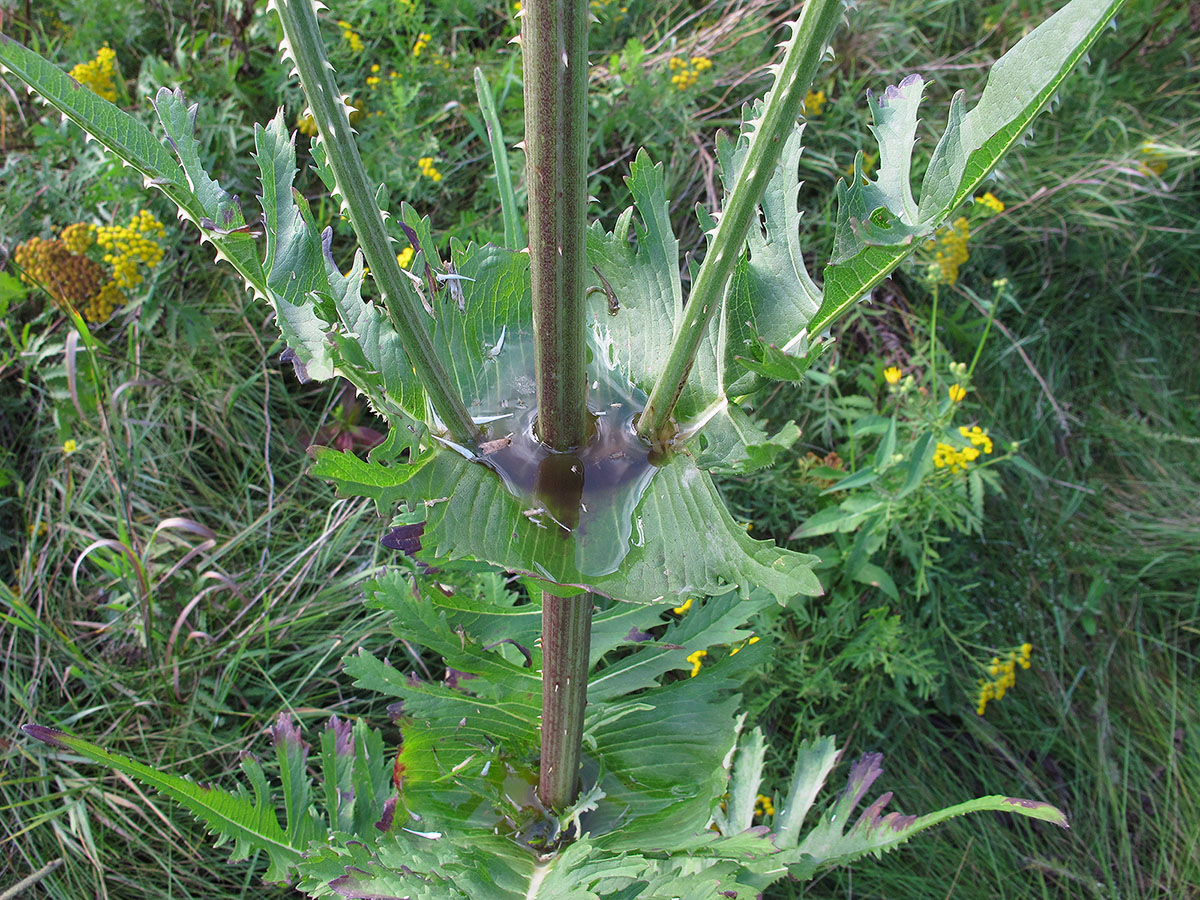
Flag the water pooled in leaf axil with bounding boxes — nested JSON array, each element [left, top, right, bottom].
[[465, 323, 658, 577]]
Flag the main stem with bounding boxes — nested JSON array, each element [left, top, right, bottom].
[[523, 0, 593, 812]]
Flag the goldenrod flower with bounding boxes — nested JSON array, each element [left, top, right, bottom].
[[802, 89, 827, 116], [70, 45, 119, 103], [975, 191, 1005, 214], [883, 365, 902, 385]]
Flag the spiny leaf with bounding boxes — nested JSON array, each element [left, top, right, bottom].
[[22, 724, 305, 884]]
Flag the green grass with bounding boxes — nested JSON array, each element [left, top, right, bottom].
[[3, 0, 1198, 897]]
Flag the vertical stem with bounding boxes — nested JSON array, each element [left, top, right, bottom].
[[524, 0, 589, 450], [523, 0, 592, 811], [538, 592, 593, 810]]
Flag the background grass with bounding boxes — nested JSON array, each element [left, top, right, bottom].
[[2, 0, 1197, 898]]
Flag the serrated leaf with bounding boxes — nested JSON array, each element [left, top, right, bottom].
[[309, 446, 434, 514], [919, 0, 1125, 219], [781, 752, 1068, 880], [400, 448, 820, 604], [22, 724, 305, 883], [252, 110, 336, 380]]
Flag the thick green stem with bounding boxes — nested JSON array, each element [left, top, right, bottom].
[[538, 592, 593, 811], [636, 0, 844, 444], [524, 0, 589, 450], [272, 0, 479, 446], [523, 0, 592, 811]]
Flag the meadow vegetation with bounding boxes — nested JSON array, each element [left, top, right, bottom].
[[1, 0, 1196, 897]]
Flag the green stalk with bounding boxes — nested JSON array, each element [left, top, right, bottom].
[[522, 0, 592, 811], [636, 0, 844, 445], [538, 592, 593, 811], [272, 0, 479, 446], [524, 0, 589, 451]]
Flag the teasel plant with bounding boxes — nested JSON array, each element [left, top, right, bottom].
[[5, 0, 1124, 894]]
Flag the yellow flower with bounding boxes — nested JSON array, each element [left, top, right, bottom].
[[975, 192, 1005, 214], [802, 89, 827, 116], [397, 247, 414, 269], [69, 44, 119, 103], [413, 33, 432, 57], [930, 216, 970, 284], [63, 439, 77, 454], [672, 597, 693, 615], [417, 156, 443, 182], [686, 649, 707, 677], [883, 365, 902, 385], [948, 383, 966, 403]]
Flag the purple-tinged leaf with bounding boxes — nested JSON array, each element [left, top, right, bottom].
[[21, 724, 69, 749]]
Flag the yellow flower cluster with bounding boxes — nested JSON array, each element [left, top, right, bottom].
[[933, 425, 993, 473], [412, 32, 433, 57], [753, 793, 775, 819], [668, 55, 712, 90], [94, 210, 166, 289], [417, 156, 443, 182], [975, 191, 1005, 214], [61, 221, 94, 254], [686, 648, 706, 677], [84, 280, 128, 323], [337, 20, 365, 53], [69, 44, 118, 102], [975, 643, 1033, 715], [930, 216, 970, 285], [13, 236, 106, 307], [802, 89, 827, 116], [396, 247, 414, 269]]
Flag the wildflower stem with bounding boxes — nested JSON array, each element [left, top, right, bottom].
[[272, 0, 479, 446], [966, 286, 1002, 379], [538, 591, 593, 811], [522, 0, 594, 814], [636, 0, 844, 445], [523, 0, 590, 450]]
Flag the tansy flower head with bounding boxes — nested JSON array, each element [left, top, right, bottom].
[[975, 192, 1005, 214]]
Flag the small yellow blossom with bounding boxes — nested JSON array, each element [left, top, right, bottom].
[[417, 156, 443, 182], [70, 44, 119, 102], [413, 32, 432, 57], [367, 75, 381, 88], [883, 365, 902, 385], [729, 635, 760, 655], [338, 21, 365, 53], [686, 648, 707, 677], [947, 383, 966, 403], [668, 55, 711, 90], [975, 192, 1005, 214], [63, 439, 77, 454], [370, 64, 381, 73], [976, 642, 1033, 715], [397, 247, 414, 269], [802, 89, 827, 116], [94, 210, 166, 289], [672, 597, 693, 615], [928, 216, 970, 284], [754, 793, 775, 818]]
